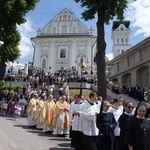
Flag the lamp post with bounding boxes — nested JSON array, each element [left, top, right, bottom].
[[9, 64, 13, 91], [75, 54, 89, 96], [91, 40, 97, 75], [9, 60, 19, 91]]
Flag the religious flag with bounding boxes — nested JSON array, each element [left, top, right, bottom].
[[81, 64, 84, 69], [83, 61, 88, 68], [5, 62, 9, 66]]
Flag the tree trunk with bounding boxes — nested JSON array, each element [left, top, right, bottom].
[[96, 9, 107, 99], [0, 60, 6, 81]]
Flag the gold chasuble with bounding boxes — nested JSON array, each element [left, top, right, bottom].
[[41, 100, 56, 126], [27, 98, 37, 116], [54, 100, 70, 130], [33, 100, 44, 122]]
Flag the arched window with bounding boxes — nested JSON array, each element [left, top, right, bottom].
[[68, 15, 70, 20], [73, 27, 76, 33], [42, 59, 46, 68], [63, 15, 67, 21], [126, 37, 128, 44], [117, 39, 119, 44], [117, 49, 120, 56], [53, 27, 56, 33], [121, 38, 124, 44], [62, 26, 67, 33], [59, 16, 62, 21]]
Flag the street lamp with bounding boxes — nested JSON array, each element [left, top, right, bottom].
[[75, 54, 89, 96], [91, 40, 97, 75], [9, 60, 19, 91]]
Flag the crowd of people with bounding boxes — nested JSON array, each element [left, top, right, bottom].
[[26, 91, 150, 150], [5, 69, 150, 103], [109, 82, 150, 102], [1, 71, 150, 150], [1, 85, 150, 150]]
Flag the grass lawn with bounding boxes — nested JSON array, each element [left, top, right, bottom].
[[69, 88, 94, 99]]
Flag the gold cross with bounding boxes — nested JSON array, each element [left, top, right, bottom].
[[143, 128, 147, 134]]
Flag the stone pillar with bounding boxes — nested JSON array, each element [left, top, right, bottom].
[[148, 65, 150, 87], [87, 40, 92, 68], [117, 76, 121, 84], [131, 69, 137, 86], [71, 40, 77, 69], [33, 42, 41, 68], [49, 41, 56, 73]]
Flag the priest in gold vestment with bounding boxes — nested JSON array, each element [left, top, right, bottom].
[[54, 95, 70, 136], [27, 93, 39, 126], [41, 94, 56, 133], [33, 93, 46, 129]]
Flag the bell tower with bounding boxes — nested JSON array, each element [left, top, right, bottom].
[[111, 20, 132, 58]]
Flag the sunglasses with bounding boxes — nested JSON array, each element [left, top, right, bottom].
[[127, 106, 134, 109]]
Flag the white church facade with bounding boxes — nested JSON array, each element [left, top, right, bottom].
[[31, 8, 97, 74]]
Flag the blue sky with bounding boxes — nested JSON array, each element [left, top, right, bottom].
[[17, 0, 150, 65]]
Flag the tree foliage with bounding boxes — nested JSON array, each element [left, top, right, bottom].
[[0, 0, 39, 80], [74, 0, 128, 99]]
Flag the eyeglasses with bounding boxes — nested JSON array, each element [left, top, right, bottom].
[[105, 105, 110, 107], [127, 106, 134, 109]]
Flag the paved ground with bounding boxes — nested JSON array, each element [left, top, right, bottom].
[[0, 114, 73, 150]]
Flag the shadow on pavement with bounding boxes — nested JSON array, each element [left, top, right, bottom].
[[49, 138, 70, 142], [49, 148, 74, 150], [14, 125, 38, 130]]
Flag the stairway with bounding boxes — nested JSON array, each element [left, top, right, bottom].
[[53, 85, 60, 99]]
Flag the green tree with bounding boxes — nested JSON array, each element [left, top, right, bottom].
[[74, 0, 129, 99], [0, 0, 39, 80]]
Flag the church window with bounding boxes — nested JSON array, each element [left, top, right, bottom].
[[126, 38, 128, 44], [117, 39, 119, 44], [117, 49, 120, 56], [59, 16, 62, 21], [121, 28, 124, 31], [63, 15, 67, 21], [73, 27, 76, 33], [68, 15, 70, 20], [60, 49, 66, 58], [53, 27, 56, 33], [121, 38, 124, 44], [42, 59, 46, 68], [121, 50, 124, 53], [62, 25, 67, 33]]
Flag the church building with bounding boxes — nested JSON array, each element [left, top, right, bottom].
[[31, 8, 97, 74], [111, 20, 132, 58], [108, 20, 150, 89]]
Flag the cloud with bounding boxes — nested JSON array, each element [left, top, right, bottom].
[[126, 0, 150, 37], [106, 53, 113, 61], [6, 62, 25, 73], [17, 17, 36, 59]]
